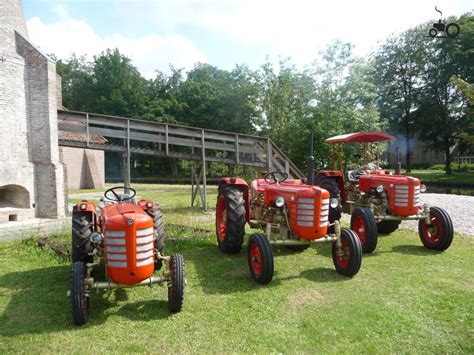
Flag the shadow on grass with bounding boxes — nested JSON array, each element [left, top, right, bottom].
[[0, 265, 172, 336], [182, 238, 350, 294], [391, 244, 441, 256]]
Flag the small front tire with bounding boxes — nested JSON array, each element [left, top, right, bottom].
[[418, 207, 454, 251], [351, 207, 378, 253], [168, 254, 185, 313], [248, 234, 274, 284], [377, 220, 401, 235], [332, 228, 362, 277], [71, 261, 89, 326]]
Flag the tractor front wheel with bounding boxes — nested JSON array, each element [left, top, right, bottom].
[[168, 254, 185, 312], [216, 185, 246, 254], [351, 207, 378, 253], [418, 207, 454, 251], [71, 261, 89, 326], [248, 234, 274, 284], [332, 228, 362, 277]]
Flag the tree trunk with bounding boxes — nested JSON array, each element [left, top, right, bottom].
[[405, 134, 411, 173], [444, 140, 452, 175]]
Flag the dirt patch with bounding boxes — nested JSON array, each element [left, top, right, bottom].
[[288, 288, 329, 313]]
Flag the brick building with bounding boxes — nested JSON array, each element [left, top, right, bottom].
[[0, 0, 66, 222]]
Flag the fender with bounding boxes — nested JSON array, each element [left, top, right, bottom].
[[219, 178, 250, 222], [316, 170, 347, 202]]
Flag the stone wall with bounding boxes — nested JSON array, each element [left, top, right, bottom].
[[61, 147, 105, 189]]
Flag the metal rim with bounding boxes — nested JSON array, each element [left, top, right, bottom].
[[250, 243, 263, 276], [353, 215, 367, 246], [216, 195, 227, 242], [421, 213, 442, 246], [335, 237, 350, 269]]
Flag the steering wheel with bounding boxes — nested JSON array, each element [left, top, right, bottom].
[[104, 186, 137, 202], [264, 171, 289, 184]]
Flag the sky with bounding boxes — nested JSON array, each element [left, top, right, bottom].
[[23, 0, 473, 79]]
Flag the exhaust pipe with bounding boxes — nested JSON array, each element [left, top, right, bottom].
[[394, 147, 401, 175], [307, 133, 314, 185]]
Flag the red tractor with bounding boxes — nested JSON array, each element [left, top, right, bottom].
[[317, 132, 454, 253], [69, 186, 185, 325], [215, 172, 362, 284]]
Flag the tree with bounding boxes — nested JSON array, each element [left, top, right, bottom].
[[89, 49, 150, 119], [416, 14, 474, 174], [373, 28, 426, 172]]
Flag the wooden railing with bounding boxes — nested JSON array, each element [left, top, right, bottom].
[[57, 110, 304, 179]]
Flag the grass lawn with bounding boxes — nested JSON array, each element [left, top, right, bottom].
[[404, 170, 474, 185], [0, 184, 473, 353]]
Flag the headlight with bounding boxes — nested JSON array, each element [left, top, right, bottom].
[[420, 184, 427, 193], [275, 196, 285, 208], [376, 184, 384, 193], [89, 232, 103, 245], [146, 201, 153, 208], [79, 203, 87, 210], [330, 198, 339, 208]]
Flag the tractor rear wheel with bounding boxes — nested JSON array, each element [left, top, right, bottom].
[[148, 206, 165, 271], [248, 233, 274, 284], [332, 228, 362, 277], [216, 185, 246, 254], [418, 207, 454, 251], [351, 207, 378, 253], [314, 176, 342, 233], [377, 220, 401, 235], [168, 254, 185, 313], [71, 214, 94, 262], [71, 261, 89, 326]]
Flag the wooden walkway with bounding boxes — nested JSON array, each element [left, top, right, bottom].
[[58, 110, 304, 209]]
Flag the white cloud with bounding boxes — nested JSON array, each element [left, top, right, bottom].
[[116, 0, 471, 65], [26, 13, 207, 79]]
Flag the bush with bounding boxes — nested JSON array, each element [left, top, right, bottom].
[[429, 164, 446, 170], [429, 163, 474, 172]]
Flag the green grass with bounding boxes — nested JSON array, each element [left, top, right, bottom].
[[1, 184, 473, 353], [404, 170, 474, 185]]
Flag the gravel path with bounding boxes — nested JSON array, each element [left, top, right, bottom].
[[343, 193, 474, 236], [399, 193, 474, 236]]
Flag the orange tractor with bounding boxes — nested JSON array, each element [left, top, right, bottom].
[[69, 186, 184, 325], [317, 132, 454, 253], [215, 173, 362, 284]]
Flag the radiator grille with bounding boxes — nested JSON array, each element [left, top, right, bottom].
[[105, 230, 127, 268], [320, 198, 330, 227], [136, 227, 154, 267], [413, 185, 420, 206], [296, 198, 314, 227], [394, 185, 409, 206]]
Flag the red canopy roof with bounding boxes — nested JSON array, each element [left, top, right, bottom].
[[325, 132, 395, 144]]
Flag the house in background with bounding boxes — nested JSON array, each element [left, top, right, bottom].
[[385, 135, 445, 168]]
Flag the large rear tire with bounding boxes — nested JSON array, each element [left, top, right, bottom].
[[71, 261, 89, 326], [418, 207, 454, 251], [351, 207, 378, 253], [377, 220, 401, 235], [332, 228, 362, 277], [148, 206, 165, 271], [71, 213, 94, 262], [216, 185, 246, 254], [168, 254, 185, 313], [248, 234, 274, 284], [314, 176, 342, 233]]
